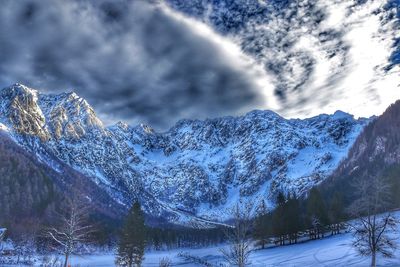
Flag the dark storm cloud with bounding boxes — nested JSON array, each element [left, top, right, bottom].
[[0, 0, 265, 129]]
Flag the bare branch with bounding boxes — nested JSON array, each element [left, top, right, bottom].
[[349, 175, 398, 267], [220, 200, 254, 267], [44, 195, 95, 267]]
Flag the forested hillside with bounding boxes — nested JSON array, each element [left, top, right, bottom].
[[0, 132, 124, 237], [0, 133, 58, 224], [321, 100, 400, 207]]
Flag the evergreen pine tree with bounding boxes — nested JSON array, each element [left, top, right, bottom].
[[253, 200, 270, 249], [329, 192, 344, 235], [286, 193, 302, 244], [116, 202, 146, 267], [306, 188, 329, 239], [272, 191, 287, 245]]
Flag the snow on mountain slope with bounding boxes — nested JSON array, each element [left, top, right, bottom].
[[0, 84, 369, 224]]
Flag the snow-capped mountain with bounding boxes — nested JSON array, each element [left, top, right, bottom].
[[0, 84, 369, 224]]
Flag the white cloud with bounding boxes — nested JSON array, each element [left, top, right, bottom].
[[230, 0, 400, 119], [307, 0, 400, 118]]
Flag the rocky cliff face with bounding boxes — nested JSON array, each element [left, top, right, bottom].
[[0, 84, 369, 224], [318, 101, 400, 208], [332, 100, 400, 178]]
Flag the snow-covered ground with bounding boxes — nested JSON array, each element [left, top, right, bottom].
[[68, 231, 400, 267], [3, 212, 399, 266]]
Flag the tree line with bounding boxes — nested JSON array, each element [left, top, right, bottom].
[[1, 171, 399, 267], [253, 188, 345, 249], [0, 195, 227, 267], [252, 173, 399, 267]]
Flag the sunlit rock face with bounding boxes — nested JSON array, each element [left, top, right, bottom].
[[0, 83, 50, 141], [39, 91, 104, 140], [0, 84, 369, 224]]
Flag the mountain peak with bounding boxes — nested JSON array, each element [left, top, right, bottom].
[[58, 91, 80, 101], [140, 123, 155, 134], [1, 83, 39, 98], [0, 84, 104, 140], [0, 83, 48, 140], [332, 110, 353, 120]]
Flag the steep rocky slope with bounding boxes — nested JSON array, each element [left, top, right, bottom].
[[0, 84, 369, 224], [322, 100, 400, 204], [337, 100, 400, 171], [0, 131, 124, 227]]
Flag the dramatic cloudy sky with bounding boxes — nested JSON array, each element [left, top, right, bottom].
[[0, 0, 399, 129]]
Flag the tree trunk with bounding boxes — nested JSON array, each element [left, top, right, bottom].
[[63, 252, 69, 267], [371, 252, 376, 267]]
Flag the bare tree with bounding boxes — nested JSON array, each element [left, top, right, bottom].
[[159, 257, 172, 267], [220, 201, 253, 267], [348, 176, 398, 267], [46, 196, 94, 267]]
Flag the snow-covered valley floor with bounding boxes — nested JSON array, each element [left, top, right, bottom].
[[69, 231, 400, 267]]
